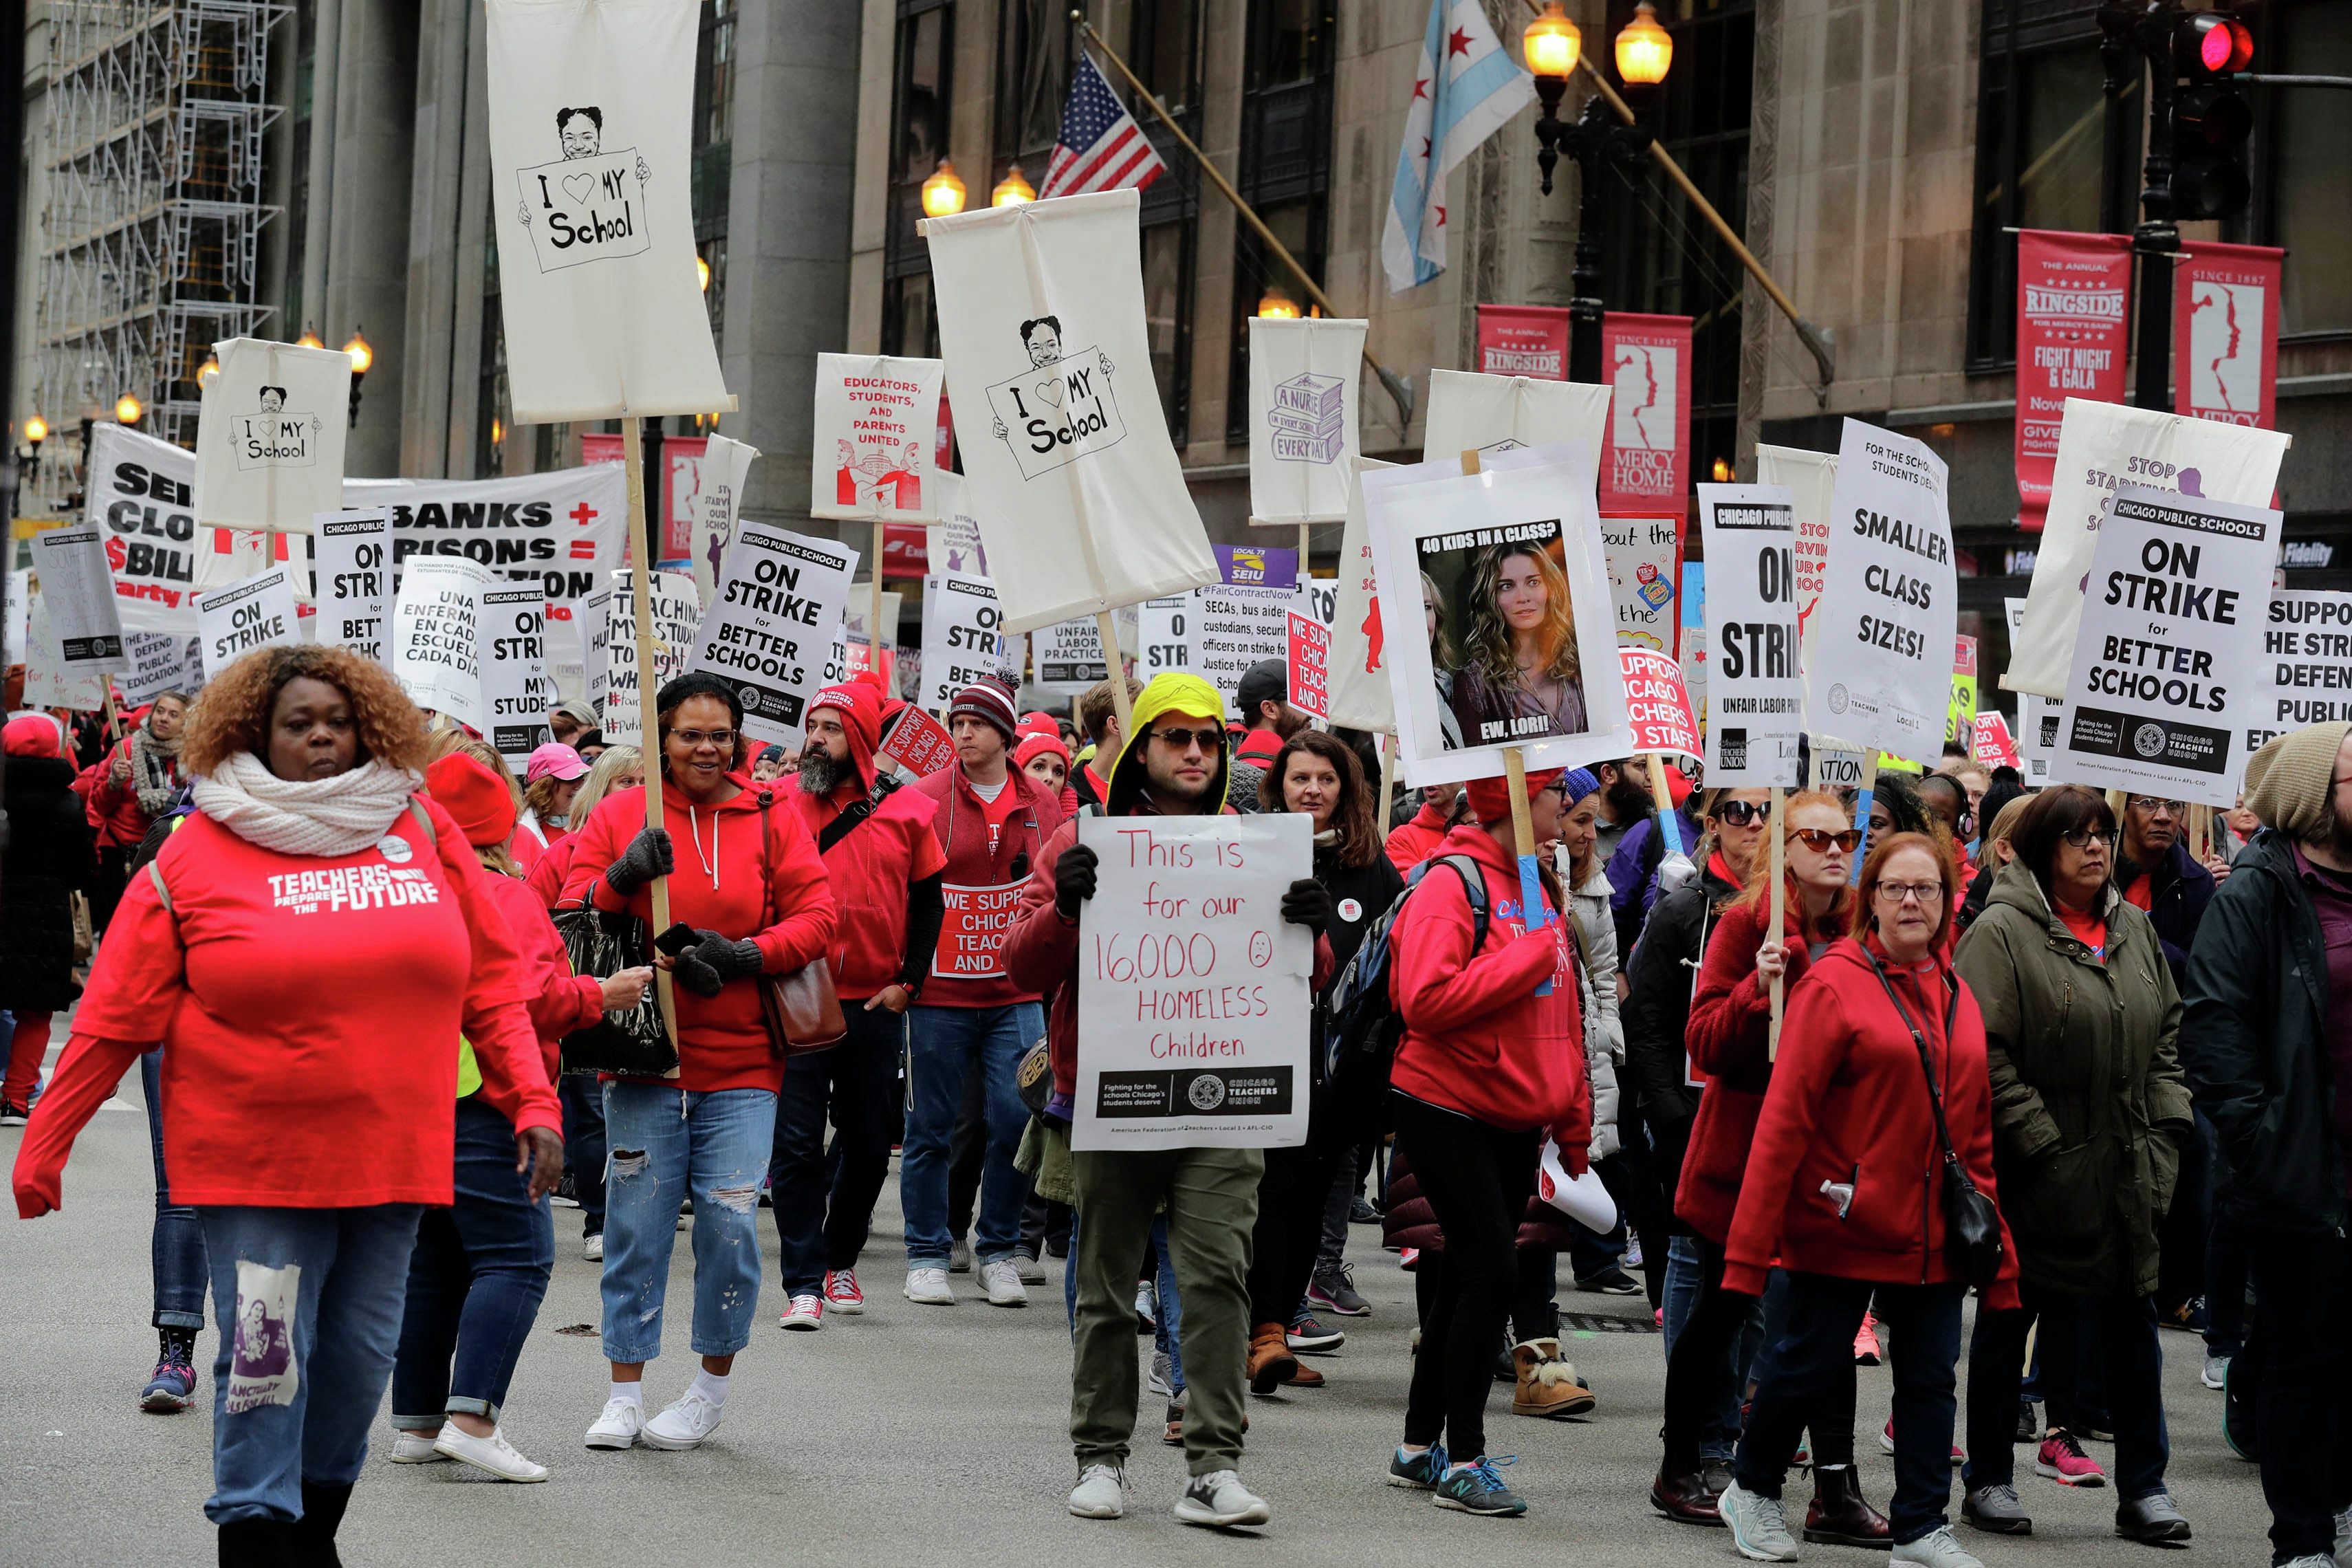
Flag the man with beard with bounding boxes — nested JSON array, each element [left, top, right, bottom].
[[2182, 723, 2352, 1568], [768, 679, 947, 1329], [1593, 760, 1653, 871]]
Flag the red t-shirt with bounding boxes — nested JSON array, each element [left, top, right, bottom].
[[2056, 904, 2108, 959], [476, 869, 605, 1079], [908, 765, 1063, 1008], [2122, 873, 2153, 913]]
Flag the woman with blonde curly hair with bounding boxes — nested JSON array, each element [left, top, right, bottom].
[[1446, 543, 1588, 750], [10, 644, 563, 1561]]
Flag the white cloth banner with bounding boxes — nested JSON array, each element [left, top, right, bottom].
[[193, 338, 351, 533], [601, 570, 701, 743], [1603, 515, 1679, 655], [1072, 812, 1314, 1151], [2054, 484, 2278, 803], [2252, 590, 2352, 753], [689, 526, 854, 750], [391, 558, 491, 728], [483, 0, 730, 423], [196, 567, 303, 682], [1248, 316, 1367, 525], [481, 583, 556, 769], [1699, 484, 1803, 787], [1328, 457, 1399, 732], [923, 189, 1219, 633], [310, 510, 393, 665], [32, 524, 127, 673], [119, 632, 202, 706], [918, 574, 1012, 711], [690, 433, 758, 608], [927, 470, 992, 577], [343, 464, 629, 624], [1364, 456, 1631, 786], [1809, 420, 1955, 767], [810, 355, 943, 524], [1422, 370, 1610, 497], [22, 599, 107, 709], [2007, 399, 2290, 698]]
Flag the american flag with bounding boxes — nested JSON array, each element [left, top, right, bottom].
[[1040, 55, 1166, 199]]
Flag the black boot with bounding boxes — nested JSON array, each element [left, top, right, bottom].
[[217, 1517, 301, 1567], [291, 1481, 352, 1567]]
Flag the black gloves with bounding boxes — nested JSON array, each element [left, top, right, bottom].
[[1281, 877, 1332, 932], [604, 827, 674, 898], [1054, 843, 1100, 921], [674, 929, 763, 997]]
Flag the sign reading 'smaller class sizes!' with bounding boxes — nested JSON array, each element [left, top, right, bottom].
[[1073, 813, 1313, 1153]]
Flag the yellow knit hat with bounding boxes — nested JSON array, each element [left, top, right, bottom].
[[2245, 722, 2352, 838]]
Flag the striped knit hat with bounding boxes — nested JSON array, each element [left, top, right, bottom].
[[948, 671, 1021, 745]]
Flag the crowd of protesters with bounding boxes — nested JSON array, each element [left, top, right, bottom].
[[2, 644, 2340, 1567]]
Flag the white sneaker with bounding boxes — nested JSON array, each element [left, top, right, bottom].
[[434, 1423, 549, 1482], [1174, 1468, 1271, 1529], [2335, 1503, 2352, 1568], [583, 1396, 642, 1450], [582, 1232, 604, 1262], [1891, 1525, 1983, 1568], [1068, 1461, 1127, 1518], [905, 1266, 955, 1305], [778, 1292, 823, 1331], [1719, 1479, 1800, 1561], [389, 1430, 449, 1463], [979, 1258, 1030, 1308], [641, 1389, 723, 1451]]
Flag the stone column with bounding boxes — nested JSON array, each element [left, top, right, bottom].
[[323, 0, 417, 479], [398, 0, 472, 477], [298, 0, 340, 342]]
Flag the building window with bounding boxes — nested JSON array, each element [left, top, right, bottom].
[[1966, 1, 2143, 369], [884, 0, 952, 358], [1227, 0, 1335, 444], [1133, 0, 1201, 444], [692, 0, 737, 346], [1597, 1, 1751, 490], [2256, 0, 2352, 336], [994, 0, 1071, 188]]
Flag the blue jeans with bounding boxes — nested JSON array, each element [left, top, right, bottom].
[[389, 1099, 555, 1428], [560, 1074, 607, 1236], [1663, 1234, 1752, 1461], [902, 1003, 1041, 1267], [197, 1204, 422, 1525], [144, 1050, 209, 1330], [769, 1003, 906, 1296], [599, 1080, 776, 1363]]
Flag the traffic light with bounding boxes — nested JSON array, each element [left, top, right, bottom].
[[2169, 12, 2254, 221]]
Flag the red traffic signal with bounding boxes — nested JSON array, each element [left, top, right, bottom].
[[2177, 12, 2254, 80]]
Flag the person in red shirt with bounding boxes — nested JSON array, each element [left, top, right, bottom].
[[770, 681, 947, 1327], [1017, 729, 1079, 817], [387, 748, 651, 1484], [1384, 782, 1466, 873], [11, 645, 563, 1562], [1232, 659, 1305, 773], [83, 689, 186, 926], [902, 672, 1063, 1308], [560, 673, 836, 1456], [515, 741, 589, 869], [1712, 834, 2018, 1567]]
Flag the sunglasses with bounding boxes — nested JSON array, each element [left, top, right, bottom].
[[1789, 827, 1864, 853], [1714, 800, 1772, 827], [1150, 726, 1219, 754]]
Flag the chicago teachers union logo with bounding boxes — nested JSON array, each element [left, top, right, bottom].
[[986, 315, 1129, 480], [2133, 722, 2168, 759], [1186, 1074, 1228, 1111], [1826, 682, 1850, 716]]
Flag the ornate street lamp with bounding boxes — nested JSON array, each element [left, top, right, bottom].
[[1256, 288, 1303, 320], [920, 158, 967, 219], [992, 164, 1036, 207], [344, 327, 373, 428]]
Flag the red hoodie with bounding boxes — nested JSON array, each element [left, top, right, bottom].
[[563, 779, 838, 1093], [791, 686, 948, 999], [1385, 825, 1591, 1151], [13, 798, 560, 1214], [1384, 799, 1452, 873], [84, 734, 175, 848], [908, 763, 1063, 1008], [1720, 935, 2018, 1308], [477, 869, 605, 1081]]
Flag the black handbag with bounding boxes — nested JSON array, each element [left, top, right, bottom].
[[553, 892, 678, 1078], [1865, 955, 2004, 1289]]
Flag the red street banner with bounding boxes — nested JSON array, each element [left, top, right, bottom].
[[2176, 241, 2283, 430], [1600, 313, 1692, 515], [662, 435, 706, 563], [1618, 646, 1699, 759], [1287, 609, 1330, 722], [1474, 304, 1569, 379], [1973, 711, 2022, 771], [878, 706, 956, 778], [2014, 229, 2131, 531]]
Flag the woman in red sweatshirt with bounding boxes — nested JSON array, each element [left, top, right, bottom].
[[559, 673, 835, 1456], [1711, 833, 2018, 1568], [387, 748, 651, 1485], [1383, 765, 1589, 1521], [1652, 790, 1880, 1540], [11, 644, 563, 1562]]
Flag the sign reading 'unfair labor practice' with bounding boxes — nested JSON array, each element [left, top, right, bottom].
[[2056, 483, 2278, 801], [1074, 812, 1314, 1153]]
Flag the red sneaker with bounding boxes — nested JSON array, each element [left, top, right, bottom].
[[823, 1268, 866, 1315], [2034, 1430, 2109, 1487], [1853, 1311, 1882, 1365]]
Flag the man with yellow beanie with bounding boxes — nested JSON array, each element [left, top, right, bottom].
[[2181, 720, 2352, 1568]]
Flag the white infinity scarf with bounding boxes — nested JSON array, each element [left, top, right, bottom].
[[191, 752, 424, 858]]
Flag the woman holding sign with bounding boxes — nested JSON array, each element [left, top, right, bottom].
[[85, 690, 188, 926], [1445, 542, 1589, 749]]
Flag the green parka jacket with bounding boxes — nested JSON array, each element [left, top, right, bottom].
[[1952, 859, 2195, 1297]]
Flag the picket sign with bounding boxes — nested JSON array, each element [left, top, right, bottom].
[[1455, 448, 1554, 961]]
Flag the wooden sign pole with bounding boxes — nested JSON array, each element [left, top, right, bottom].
[[1375, 728, 1397, 834], [1767, 785, 1787, 1059], [620, 417, 678, 1048], [871, 519, 889, 687], [1095, 610, 1133, 741], [1461, 448, 1544, 929]]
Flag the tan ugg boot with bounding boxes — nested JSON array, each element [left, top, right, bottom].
[[1511, 1337, 1596, 1418], [1247, 1322, 1299, 1394]]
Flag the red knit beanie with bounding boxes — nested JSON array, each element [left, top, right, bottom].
[[424, 752, 519, 849], [1463, 766, 1565, 826]]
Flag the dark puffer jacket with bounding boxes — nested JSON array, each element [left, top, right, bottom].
[[1381, 1142, 1582, 1258], [1, 750, 98, 1012]]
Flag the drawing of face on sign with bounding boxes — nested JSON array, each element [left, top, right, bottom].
[[232, 385, 323, 471], [514, 105, 655, 272], [985, 315, 1129, 480]]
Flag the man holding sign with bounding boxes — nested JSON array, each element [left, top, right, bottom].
[[1007, 672, 1333, 1529]]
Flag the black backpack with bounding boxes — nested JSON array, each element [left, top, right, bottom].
[[1322, 853, 1488, 1099]]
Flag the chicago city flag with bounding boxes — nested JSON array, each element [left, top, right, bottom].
[[1382, 0, 1535, 294]]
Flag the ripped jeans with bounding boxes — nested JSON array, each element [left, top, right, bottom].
[[598, 1081, 776, 1365]]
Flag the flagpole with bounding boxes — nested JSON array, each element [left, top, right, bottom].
[[1071, 13, 1415, 427]]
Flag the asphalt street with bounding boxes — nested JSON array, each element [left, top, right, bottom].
[[0, 1059, 2279, 1568]]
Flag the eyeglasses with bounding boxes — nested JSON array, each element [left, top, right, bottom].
[[1873, 880, 1943, 904], [1714, 800, 1772, 827], [2060, 827, 2114, 849], [2127, 797, 2185, 816], [1150, 726, 1219, 754], [669, 728, 736, 750], [1790, 828, 1864, 853]]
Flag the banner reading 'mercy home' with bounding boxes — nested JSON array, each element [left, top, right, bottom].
[[1599, 313, 1692, 516], [1809, 420, 1955, 768], [2176, 241, 2284, 431], [2014, 230, 2131, 530]]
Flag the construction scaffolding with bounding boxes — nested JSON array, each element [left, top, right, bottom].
[[32, 0, 290, 501]]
